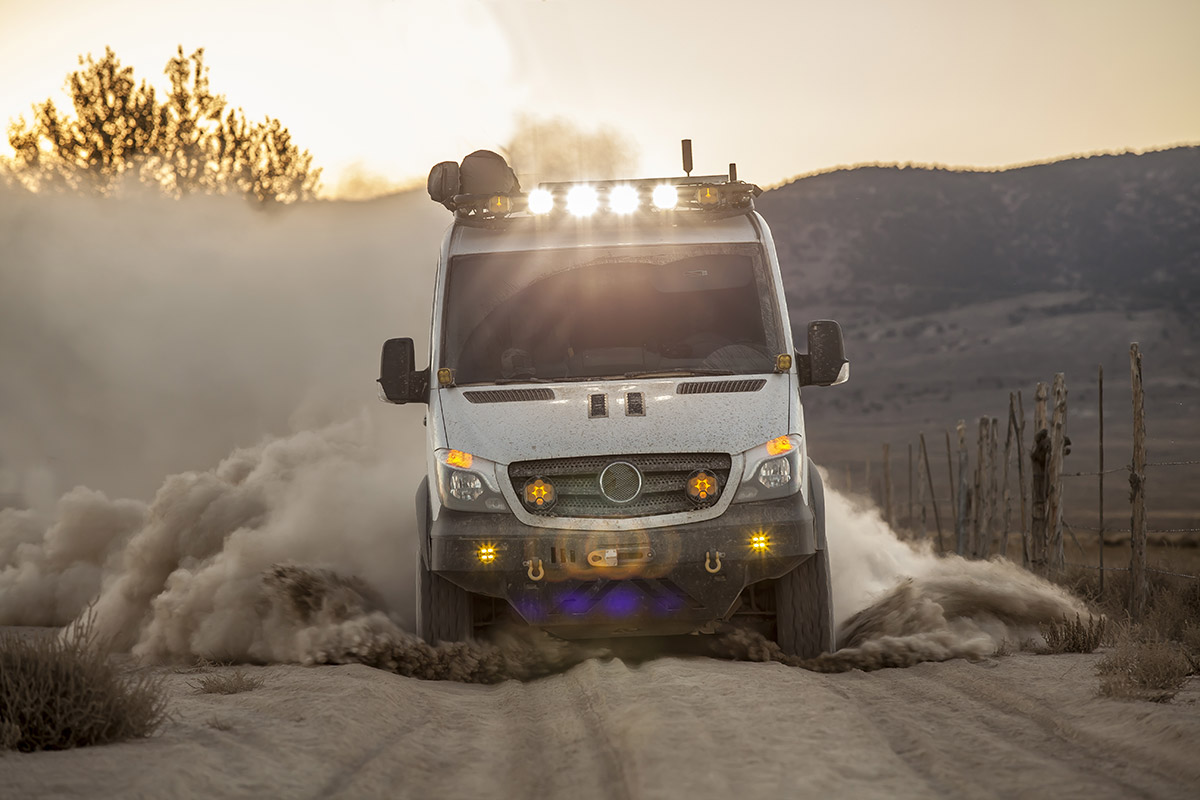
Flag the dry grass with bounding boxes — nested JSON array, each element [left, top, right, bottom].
[[1050, 564, 1200, 702], [1041, 614, 1106, 654], [1054, 565, 1200, 640], [189, 670, 265, 695], [1097, 626, 1195, 702], [0, 617, 168, 752]]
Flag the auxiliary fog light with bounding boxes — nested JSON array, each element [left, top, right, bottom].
[[749, 532, 770, 553], [566, 185, 599, 216], [527, 188, 554, 215], [686, 470, 719, 506], [651, 184, 678, 210], [523, 477, 556, 510], [478, 544, 497, 564], [608, 185, 639, 214]]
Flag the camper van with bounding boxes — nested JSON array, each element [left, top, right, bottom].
[[379, 143, 848, 657]]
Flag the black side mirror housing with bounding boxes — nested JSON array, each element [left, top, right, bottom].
[[796, 320, 849, 387], [378, 337, 429, 404]]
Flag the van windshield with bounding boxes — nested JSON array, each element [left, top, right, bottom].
[[440, 244, 783, 385]]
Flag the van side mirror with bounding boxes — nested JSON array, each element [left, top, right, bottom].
[[796, 320, 849, 387], [379, 337, 429, 404]]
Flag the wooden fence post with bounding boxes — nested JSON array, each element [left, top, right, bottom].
[[908, 443, 914, 532], [956, 420, 970, 555], [1047, 373, 1068, 571], [986, 417, 999, 559], [883, 443, 894, 530], [1098, 364, 1105, 595], [1016, 390, 1030, 567], [920, 433, 944, 552], [1035, 382, 1049, 433], [917, 439, 927, 540], [1129, 344, 1148, 622], [974, 417, 992, 558], [1002, 397, 1015, 560], [945, 430, 956, 516], [1030, 427, 1050, 573]]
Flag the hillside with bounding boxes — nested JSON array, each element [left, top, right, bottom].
[[759, 147, 1200, 319]]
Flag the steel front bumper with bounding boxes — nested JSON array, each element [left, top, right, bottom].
[[428, 495, 817, 636]]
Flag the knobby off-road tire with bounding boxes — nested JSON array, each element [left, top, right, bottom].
[[417, 552, 473, 645], [774, 547, 834, 658], [414, 479, 473, 645]]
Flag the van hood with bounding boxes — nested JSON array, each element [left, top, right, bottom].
[[437, 375, 792, 464]]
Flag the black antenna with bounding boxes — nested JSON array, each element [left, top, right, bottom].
[[682, 139, 693, 176], [729, 163, 737, 182]]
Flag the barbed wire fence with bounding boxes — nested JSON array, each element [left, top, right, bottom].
[[847, 342, 1198, 622]]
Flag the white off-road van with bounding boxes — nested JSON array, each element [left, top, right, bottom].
[[379, 144, 848, 657]]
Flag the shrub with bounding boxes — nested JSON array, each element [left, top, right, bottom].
[[0, 618, 168, 752], [189, 670, 264, 695], [1041, 614, 1105, 654]]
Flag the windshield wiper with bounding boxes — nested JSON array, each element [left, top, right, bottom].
[[490, 377, 555, 384], [621, 368, 736, 379]]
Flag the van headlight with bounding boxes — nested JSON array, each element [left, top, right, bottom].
[[733, 435, 803, 503], [435, 449, 508, 512]]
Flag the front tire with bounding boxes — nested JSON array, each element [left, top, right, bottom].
[[416, 552, 473, 645], [774, 547, 834, 658]]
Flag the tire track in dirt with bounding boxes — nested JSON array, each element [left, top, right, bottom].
[[832, 657, 1197, 799]]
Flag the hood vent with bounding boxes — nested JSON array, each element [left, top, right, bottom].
[[589, 393, 608, 418], [625, 392, 645, 416], [463, 388, 556, 404], [676, 379, 767, 395]]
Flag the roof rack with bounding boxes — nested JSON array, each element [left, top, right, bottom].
[[431, 140, 762, 225]]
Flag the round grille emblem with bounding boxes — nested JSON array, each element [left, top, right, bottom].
[[598, 461, 642, 504]]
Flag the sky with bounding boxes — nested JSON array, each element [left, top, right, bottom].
[[1, 0, 1198, 196]]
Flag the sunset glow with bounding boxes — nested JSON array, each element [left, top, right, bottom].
[[1, 0, 1197, 196]]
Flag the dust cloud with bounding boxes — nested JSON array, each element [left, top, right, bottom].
[[505, 115, 639, 185], [0, 182, 1090, 682]]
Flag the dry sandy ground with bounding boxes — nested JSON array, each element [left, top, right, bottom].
[[3, 650, 1199, 800]]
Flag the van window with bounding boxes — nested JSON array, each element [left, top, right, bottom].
[[441, 244, 782, 384]]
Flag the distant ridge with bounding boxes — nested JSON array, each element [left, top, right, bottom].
[[767, 143, 1200, 189], [758, 145, 1200, 319]]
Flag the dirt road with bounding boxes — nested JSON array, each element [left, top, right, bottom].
[[4, 651, 1198, 799]]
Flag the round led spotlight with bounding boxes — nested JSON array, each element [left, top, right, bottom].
[[523, 477, 556, 511], [527, 188, 554, 215], [686, 470, 719, 506], [608, 184, 639, 214], [566, 185, 599, 217], [651, 184, 678, 210]]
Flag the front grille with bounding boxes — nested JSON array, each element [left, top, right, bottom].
[[509, 452, 732, 518]]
